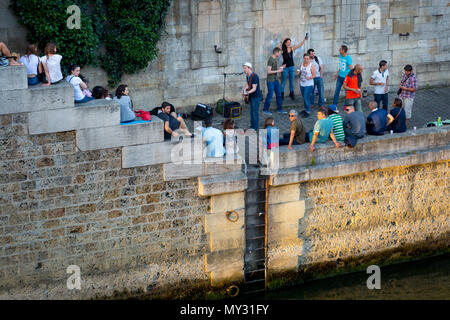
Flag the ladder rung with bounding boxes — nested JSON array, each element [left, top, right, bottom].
[[245, 268, 265, 273], [245, 279, 265, 284], [246, 224, 265, 228], [243, 289, 265, 295], [245, 200, 266, 205], [246, 258, 265, 263], [248, 236, 265, 240], [247, 247, 266, 252], [245, 213, 265, 217]]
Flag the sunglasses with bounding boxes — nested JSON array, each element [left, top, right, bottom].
[[289, 115, 295, 117]]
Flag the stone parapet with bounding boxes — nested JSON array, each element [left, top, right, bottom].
[[0, 66, 27, 91]]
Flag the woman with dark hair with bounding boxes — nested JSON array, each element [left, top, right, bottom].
[[222, 118, 238, 156], [92, 86, 112, 100], [114, 84, 136, 123], [40, 42, 63, 86], [19, 44, 40, 85], [279, 34, 308, 100], [66, 65, 94, 104], [264, 117, 279, 150]]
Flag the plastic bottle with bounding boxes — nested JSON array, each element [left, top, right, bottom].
[[437, 117, 442, 127]]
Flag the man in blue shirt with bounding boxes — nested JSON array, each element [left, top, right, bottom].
[[243, 62, 262, 131], [332, 45, 353, 106], [308, 109, 341, 152], [202, 118, 225, 158], [366, 101, 394, 135]]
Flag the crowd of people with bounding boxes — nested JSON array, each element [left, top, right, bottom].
[[2, 39, 420, 157]]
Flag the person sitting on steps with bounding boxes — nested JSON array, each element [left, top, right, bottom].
[[157, 101, 192, 140]]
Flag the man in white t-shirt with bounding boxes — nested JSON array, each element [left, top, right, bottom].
[[202, 118, 225, 158], [370, 60, 389, 110], [307, 48, 324, 108]]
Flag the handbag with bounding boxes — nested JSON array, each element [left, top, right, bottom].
[[134, 110, 151, 121], [0, 56, 10, 67], [397, 74, 411, 96]]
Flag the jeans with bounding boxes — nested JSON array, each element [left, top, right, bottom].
[[249, 96, 261, 131], [374, 93, 389, 111], [333, 76, 346, 105], [281, 66, 295, 94], [300, 85, 314, 113], [345, 98, 362, 113], [27, 76, 39, 86], [311, 77, 324, 107], [263, 80, 283, 111], [279, 133, 300, 146], [75, 96, 94, 104]]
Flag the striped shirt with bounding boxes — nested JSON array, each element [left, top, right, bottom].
[[328, 114, 345, 142]]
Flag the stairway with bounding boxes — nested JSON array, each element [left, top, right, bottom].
[[242, 165, 268, 295]]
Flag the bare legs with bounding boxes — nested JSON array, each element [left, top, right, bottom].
[[170, 112, 192, 136], [0, 42, 21, 66]]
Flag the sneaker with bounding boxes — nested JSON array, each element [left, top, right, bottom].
[[301, 110, 310, 118], [277, 109, 288, 114], [289, 92, 295, 100], [262, 110, 273, 116]]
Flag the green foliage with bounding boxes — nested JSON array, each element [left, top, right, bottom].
[[10, 0, 171, 86]]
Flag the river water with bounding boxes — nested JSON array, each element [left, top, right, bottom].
[[255, 254, 449, 300]]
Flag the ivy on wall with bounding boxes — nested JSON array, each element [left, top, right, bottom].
[[10, 0, 171, 86]]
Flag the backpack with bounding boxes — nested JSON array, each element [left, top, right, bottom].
[[191, 103, 213, 120], [134, 110, 151, 121]]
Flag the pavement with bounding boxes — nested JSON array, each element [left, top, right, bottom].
[[184, 86, 450, 133]]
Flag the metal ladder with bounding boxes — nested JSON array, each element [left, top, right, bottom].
[[242, 165, 268, 295]]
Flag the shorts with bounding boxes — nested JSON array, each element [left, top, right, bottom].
[[169, 115, 181, 131], [401, 97, 414, 119]]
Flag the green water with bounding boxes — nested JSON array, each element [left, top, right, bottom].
[[256, 254, 450, 300]]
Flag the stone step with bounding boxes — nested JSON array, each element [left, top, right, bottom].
[[28, 99, 121, 135], [0, 81, 74, 115], [76, 117, 164, 151], [0, 66, 27, 91]]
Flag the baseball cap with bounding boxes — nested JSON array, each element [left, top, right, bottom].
[[243, 62, 253, 69], [328, 104, 339, 112]]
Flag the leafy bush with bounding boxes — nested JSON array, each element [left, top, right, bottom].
[[10, 0, 171, 86]]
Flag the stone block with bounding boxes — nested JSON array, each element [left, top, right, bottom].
[[163, 162, 203, 181], [0, 81, 74, 115], [393, 17, 415, 34], [76, 117, 164, 151], [210, 192, 246, 213], [203, 156, 244, 176], [28, 100, 120, 135], [208, 228, 245, 251], [268, 184, 300, 204], [205, 248, 244, 272], [389, 0, 419, 18], [0, 66, 27, 91], [122, 141, 174, 168], [198, 172, 248, 196], [268, 201, 305, 225], [267, 255, 299, 273]]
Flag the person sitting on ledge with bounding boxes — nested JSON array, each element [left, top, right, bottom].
[[114, 84, 136, 123], [0, 42, 22, 66], [157, 101, 192, 140], [92, 86, 112, 100], [279, 110, 306, 150], [40, 42, 63, 86], [19, 44, 40, 85], [264, 117, 279, 150], [223, 118, 239, 156], [387, 98, 407, 133], [327, 105, 345, 145], [66, 65, 94, 104], [343, 104, 366, 148], [203, 118, 224, 158], [366, 101, 394, 136], [308, 109, 341, 152]]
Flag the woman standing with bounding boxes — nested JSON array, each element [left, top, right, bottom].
[[19, 44, 40, 86], [280, 35, 308, 100], [297, 53, 316, 118], [66, 65, 94, 104], [114, 84, 136, 123], [40, 43, 63, 86]]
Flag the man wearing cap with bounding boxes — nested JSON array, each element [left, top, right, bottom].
[[327, 105, 345, 144], [243, 62, 262, 131]]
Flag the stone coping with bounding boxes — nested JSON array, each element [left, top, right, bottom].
[[0, 66, 27, 91]]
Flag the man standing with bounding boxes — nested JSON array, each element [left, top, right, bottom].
[[279, 110, 306, 150], [243, 62, 262, 131], [370, 60, 389, 110], [399, 65, 418, 125], [308, 109, 341, 152], [263, 47, 286, 115], [343, 64, 363, 113], [308, 48, 324, 108], [343, 105, 366, 147], [332, 45, 353, 107], [366, 101, 394, 136]]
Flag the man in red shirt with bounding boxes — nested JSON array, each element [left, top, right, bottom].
[[343, 64, 363, 112]]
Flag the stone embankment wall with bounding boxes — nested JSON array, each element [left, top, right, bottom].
[[2, 0, 450, 108], [0, 65, 449, 299]]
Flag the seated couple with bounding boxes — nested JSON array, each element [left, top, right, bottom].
[[274, 109, 341, 152]]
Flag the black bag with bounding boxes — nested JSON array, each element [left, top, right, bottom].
[[191, 103, 213, 120], [223, 102, 242, 119]]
